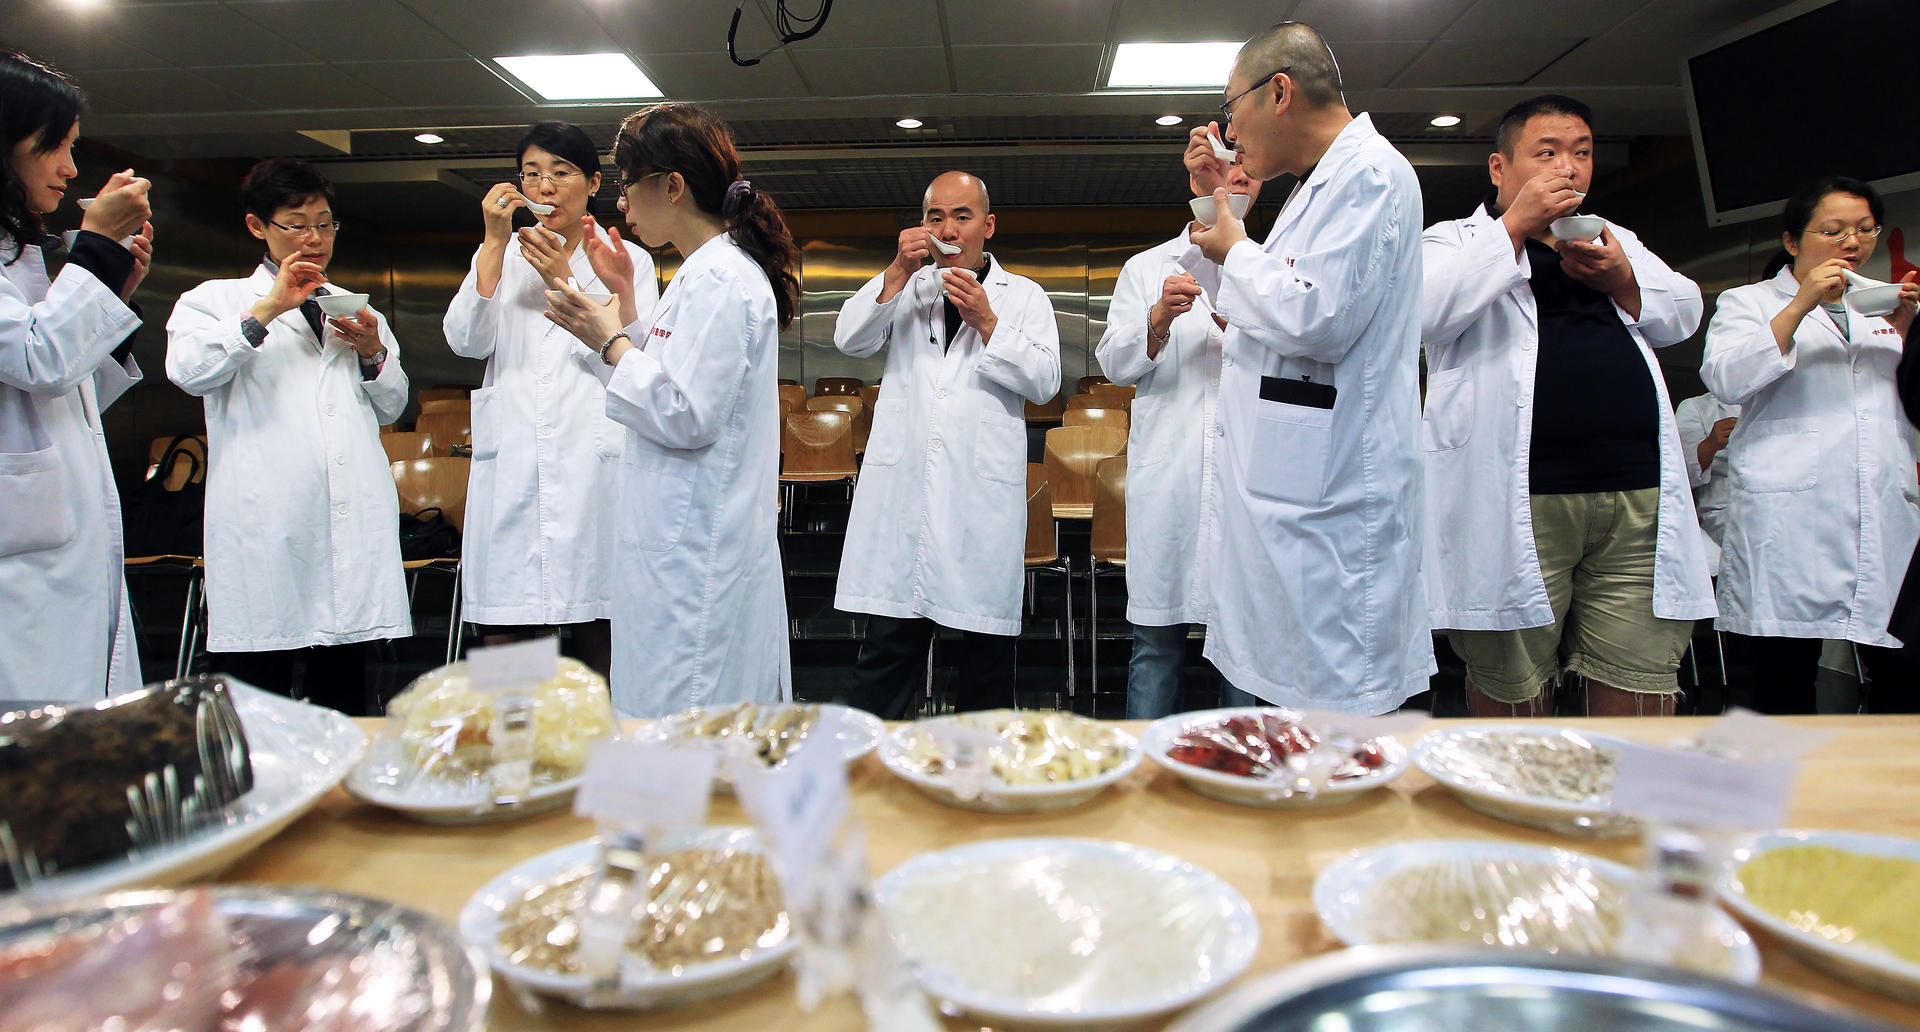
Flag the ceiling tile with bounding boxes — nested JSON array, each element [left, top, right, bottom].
[[598, 0, 777, 56], [1391, 37, 1587, 88], [1536, 35, 1689, 88], [1610, 0, 1770, 40], [637, 51, 809, 101], [114, 5, 323, 67], [336, 59, 533, 107], [1111, 1, 1295, 44], [943, 0, 1117, 45], [0, 6, 173, 72], [191, 64, 403, 111], [1289, 0, 1479, 42], [951, 45, 1104, 93], [788, 46, 950, 96], [394, 0, 618, 57], [1327, 40, 1428, 91], [1444, 0, 1645, 39], [76, 69, 262, 115], [779, 0, 942, 49], [225, 0, 468, 63]]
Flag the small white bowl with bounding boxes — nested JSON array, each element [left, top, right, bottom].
[[1189, 192, 1252, 227], [1847, 282, 1904, 317], [1550, 215, 1604, 243], [525, 201, 556, 216], [879, 716, 1140, 813], [313, 291, 371, 318], [76, 197, 96, 210]]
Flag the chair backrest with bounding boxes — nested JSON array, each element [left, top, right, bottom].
[[805, 395, 864, 417], [1025, 463, 1055, 564], [380, 431, 435, 463], [1024, 393, 1066, 423], [1091, 455, 1128, 564], [778, 383, 807, 413], [414, 411, 472, 456], [416, 386, 470, 405], [858, 384, 882, 410], [778, 378, 800, 386], [1064, 394, 1103, 411], [146, 434, 208, 491], [813, 376, 863, 397], [1063, 407, 1129, 433], [781, 411, 857, 478], [417, 397, 470, 415], [391, 457, 472, 532], [1078, 374, 1112, 394], [1088, 382, 1135, 410], [1043, 425, 1126, 512]]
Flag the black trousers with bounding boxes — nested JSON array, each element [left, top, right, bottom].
[[1728, 634, 1897, 715], [210, 642, 374, 716], [846, 615, 1017, 720]]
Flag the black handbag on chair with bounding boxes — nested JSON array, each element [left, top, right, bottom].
[[122, 435, 205, 558], [398, 506, 460, 561]]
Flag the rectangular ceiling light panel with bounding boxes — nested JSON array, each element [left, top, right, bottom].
[[1105, 41, 1242, 88], [494, 53, 662, 101]]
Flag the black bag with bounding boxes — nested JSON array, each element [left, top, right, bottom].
[[399, 506, 460, 561], [121, 435, 205, 558]]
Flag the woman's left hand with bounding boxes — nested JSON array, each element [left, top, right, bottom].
[[121, 221, 153, 301], [544, 277, 626, 356], [1889, 270, 1919, 338], [517, 225, 571, 288], [327, 308, 386, 360]]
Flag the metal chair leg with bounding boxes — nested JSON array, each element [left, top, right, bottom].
[[1062, 558, 1075, 704], [445, 565, 464, 665], [1090, 565, 1099, 699], [174, 570, 199, 680]]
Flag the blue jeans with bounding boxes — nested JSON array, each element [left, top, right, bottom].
[[1125, 623, 1190, 719], [1219, 679, 1261, 708]]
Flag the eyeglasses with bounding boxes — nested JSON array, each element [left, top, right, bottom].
[[519, 169, 583, 188], [265, 219, 340, 236], [1810, 225, 1882, 243], [1219, 67, 1289, 126], [614, 170, 672, 192]]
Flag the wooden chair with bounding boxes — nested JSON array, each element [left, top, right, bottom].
[[1025, 393, 1067, 423], [813, 376, 863, 397], [1088, 382, 1136, 411], [1024, 463, 1075, 702], [418, 397, 470, 416], [392, 457, 471, 663], [778, 383, 807, 414], [380, 431, 434, 463], [414, 411, 472, 456], [779, 410, 857, 529], [858, 384, 882, 411], [1043, 425, 1126, 521], [417, 386, 471, 405], [778, 378, 800, 387], [806, 396, 870, 455], [1078, 374, 1112, 394], [131, 434, 210, 678], [1064, 394, 1104, 411], [1063, 407, 1129, 434], [1088, 455, 1128, 695]]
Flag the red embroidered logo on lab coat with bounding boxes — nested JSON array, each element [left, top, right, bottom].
[[651, 326, 671, 340]]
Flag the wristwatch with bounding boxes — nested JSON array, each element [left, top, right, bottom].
[[598, 330, 632, 365]]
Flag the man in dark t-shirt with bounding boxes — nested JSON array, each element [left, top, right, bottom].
[[1418, 94, 1715, 717]]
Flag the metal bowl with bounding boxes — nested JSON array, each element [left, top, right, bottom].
[[1165, 945, 1900, 1032]]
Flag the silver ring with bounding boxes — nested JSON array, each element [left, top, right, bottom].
[[497, 196, 509, 208]]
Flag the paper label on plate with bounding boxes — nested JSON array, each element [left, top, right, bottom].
[[1299, 708, 1425, 740], [1690, 707, 1835, 764], [925, 723, 1002, 802], [466, 637, 558, 694], [734, 709, 853, 875], [1611, 742, 1794, 829], [573, 738, 714, 831]]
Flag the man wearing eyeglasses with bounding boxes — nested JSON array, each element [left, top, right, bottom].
[[1182, 22, 1434, 714], [165, 157, 410, 713], [1420, 94, 1712, 718]]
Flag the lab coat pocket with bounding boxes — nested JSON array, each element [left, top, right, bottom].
[[592, 416, 625, 461], [1731, 419, 1817, 493], [1245, 402, 1333, 505], [973, 413, 1025, 485], [864, 399, 907, 466], [469, 386, 501, 460], [1131, 394, 1169, 468], [1420, 366, 1473, 451], [623, 447, 696, 552], [0, 445, 77, 557]]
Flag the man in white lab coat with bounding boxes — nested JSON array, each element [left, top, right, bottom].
[[1094, 156, 1260, 718], [1185, 23, 1434, 713], [834, 171, 1061, 719], [1674, 391, 1739, 576], [167, 159, 410, 713], [1420, 95, 1713, 717]]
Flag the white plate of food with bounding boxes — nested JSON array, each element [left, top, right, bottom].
[[880, 709, 1139, 813], [1, 679, 365, 903], [1411, 724, 1640, 836], [459, 827, 795, 1010], [633, 701, 882, 789], [344, 658, 615, 824], [1142, 707, 1407, 808], [1314, 839, 1758, 984], [874, 837, 1258, 1028], [1723, 829, 1920, 1002]]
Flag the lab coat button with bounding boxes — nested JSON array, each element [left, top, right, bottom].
[[1516, 395, 1529, 408], [325, 404, 336, 416], [336, 503, 348, 516], [540, 374, 552, 385], [540, 425, 552, 436], [936, 388, 947, 400], [930, 438, 943, 451]]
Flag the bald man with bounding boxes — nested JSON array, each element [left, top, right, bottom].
[[1184, 22, 1435, 712], [833, 172, 1062, 718]]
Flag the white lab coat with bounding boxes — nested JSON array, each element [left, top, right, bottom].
[[1419, 204, 1716, 631], [1177, 113, 1435, 712], [1675, 393, 1741, 576], [833, 257, 1061, 635], [0, 236, 143, 700], [1701, 269, 1919, 646], [1094, 231, 1222, 626], [443, 237, 658, 626], [592, 235, 788, 716], [166, 266, 411, 651]]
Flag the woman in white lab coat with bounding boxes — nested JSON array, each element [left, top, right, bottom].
[[443, 122, 657, 676], [544, 103, 797, 717], [0, 51, 152, 701], [1702, 176, 1920, 713]]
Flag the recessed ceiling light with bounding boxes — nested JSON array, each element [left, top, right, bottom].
[[1155, 114, 1183, 126], [1429, 114, 1463, 128], [896, 117, 923, 129], [1105, 42, 1240, 89], [414, 132, 445, 144], [493, 53, 661, 102]]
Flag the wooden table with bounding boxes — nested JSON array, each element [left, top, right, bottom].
[[220, 715, 1920, 1030]]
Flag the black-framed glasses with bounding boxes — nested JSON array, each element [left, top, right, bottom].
[[615, 170, 673, 191], [266, 219, 340, 236], [1219, 66, 1289, 126], [519, 169, 583, 188]]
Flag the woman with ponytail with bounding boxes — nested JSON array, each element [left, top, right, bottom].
[[545, 103, 797, 716]]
